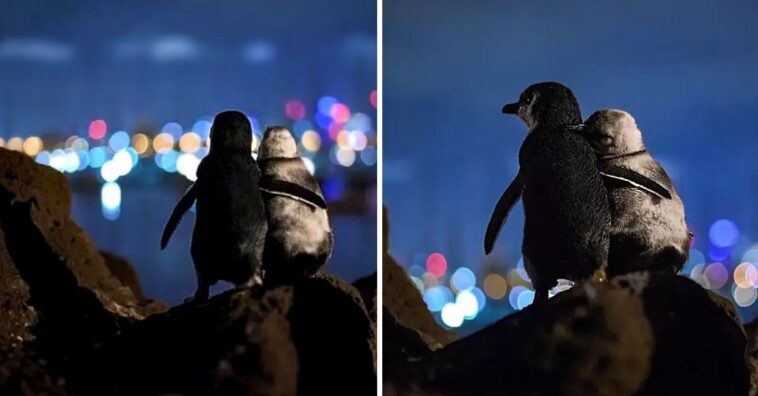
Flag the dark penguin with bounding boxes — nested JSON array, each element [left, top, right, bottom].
[[160, 110, 268, 302], [257, 126, 333, 282], [578, 109, 690, 276], [484, 82, 611, 303]]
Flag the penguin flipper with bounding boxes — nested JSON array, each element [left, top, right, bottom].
[[599, 165, 672, 200], [161, 183, 198, 249], [484, 170, 524, 255], [260, 177, 327, 209]]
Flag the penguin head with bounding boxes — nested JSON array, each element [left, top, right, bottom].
[[209, 111, 253, 154], [502, 82, 581, 130], [258, 126, 298, 159], [580, 109, 645, 156]]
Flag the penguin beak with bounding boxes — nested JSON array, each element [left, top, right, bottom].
[[501, 102, 519, 114]]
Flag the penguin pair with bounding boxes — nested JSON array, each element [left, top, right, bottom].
[[484, 82, 687, 302], [160, 111, 332, 301]]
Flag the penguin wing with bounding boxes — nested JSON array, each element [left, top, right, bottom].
[[599, 164, 672, 200], [484, 170, 524, 255], [160, 183, 198, 249], [260, 177, 328, 209]]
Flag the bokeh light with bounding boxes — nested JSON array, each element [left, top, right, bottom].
[[743, 248, 758, 264], [89, 147, 108, 168], [704, 262, 729, 289], [317, 96, 338, 115], [734, 262, 758, 288], [6, 137, 23, 151], [109, 131, 130, 152], [470, 287, 486, 313], [709, 219, 740, 247], [330, 103, 351, 123], [360, 147, 377, 166], [285, 100, 306, 120], [161, 122, 183, 139], [35, 150, 51, 165], [89, 119, 107, 139], [334, 147, 356, 167], [153, 133, 175, 153], [456, 290, 479, 320], [423, 286, 451, 312], [177, 153, 200, 181], [426, 252, 447, 277], [509, 285, 529, 310], [179, 132, 202, 153], [516, 289, 535, 310], [192, 119, 213, 140], [101, 182, 121, 221], [440, 303, 464, 328], [450, 267, 476, 292], [483, 273, 508, 299], [734, 286, 758, 307], [22, 136, 43, 156], [132, 133, 150, 155], [301, 130, 322, 152]]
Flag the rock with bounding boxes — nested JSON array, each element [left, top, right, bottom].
[[0, 228, 35, 346], [0, 347, 69, 396], [388, 272, 749, 396], [353, 272, 377, 321], [382, 207, 455, 375], [290, 273, 377, 393], [0, 148, 144, 319], [100, 250, 167, 315], [613, 273, 749, 396], [0, 148, 376, 395], [89, 286, 299, 396], [745, 318, 758, 396]]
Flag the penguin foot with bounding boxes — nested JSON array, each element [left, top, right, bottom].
[[591, 268, 608, 283]]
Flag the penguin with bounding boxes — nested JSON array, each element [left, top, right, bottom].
[[257, 126, 333, 283], [577, 109, 690, 276], [484, 82, 612, 303], [160, 110, 268, 302]]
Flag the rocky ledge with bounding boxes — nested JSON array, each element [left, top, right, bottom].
[[0, 147, 376, 396], [382, 209, 753, 396]]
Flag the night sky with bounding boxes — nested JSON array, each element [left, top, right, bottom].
[[384, 0, 758, 327], [0, 0, 377, 304]]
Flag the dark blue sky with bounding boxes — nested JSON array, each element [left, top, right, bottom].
[[0, 0, 376, 304], [0, 0, 376, 134], [385, 0, 758, 321]]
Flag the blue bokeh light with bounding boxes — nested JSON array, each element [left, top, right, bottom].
[[710, 219, 740, 248]]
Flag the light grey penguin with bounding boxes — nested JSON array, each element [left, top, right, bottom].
[[257, 126, 333, 282], [578, 109, 690, 276], [160, 110, 268, 302]]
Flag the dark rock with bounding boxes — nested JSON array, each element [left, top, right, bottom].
[[382, 207, 455, 375], [90, 286, 299, 396], [0, 148, 376, 395], [616, 273, 750, 396], [290, 273, 377, 394], [353, 272, 377, 321], [745, 318, 758, 396], [387, 272, 749, 396], [0, 148, 146, 319], [100, 250, 167, 315], [0, 347, 69, 396], [0, 228, 35, 346]]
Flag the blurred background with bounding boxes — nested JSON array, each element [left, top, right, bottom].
[[385, 0, 758, 335], [0, 0, 376, 305]]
